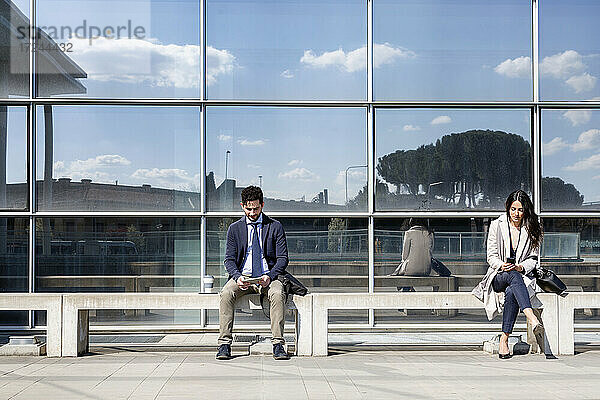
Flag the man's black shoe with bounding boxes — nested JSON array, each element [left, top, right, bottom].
[[273, 343, 289, 360], [216, 344, 232, 360]]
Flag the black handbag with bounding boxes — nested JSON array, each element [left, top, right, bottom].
[[277, 271, 308, 297], [531, 267, 567, 296]]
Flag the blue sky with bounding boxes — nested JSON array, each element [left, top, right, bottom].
[[542, 109, 600, 205], [5, 107, 28, 184]]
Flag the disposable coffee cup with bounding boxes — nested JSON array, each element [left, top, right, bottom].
[[203, 275, 214, 293]]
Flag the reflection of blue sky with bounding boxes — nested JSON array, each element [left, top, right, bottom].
[[540, 0, 600, 100], [35, 0, 200, 97], [5, 107, 28, 184], [542, 110, 600, 203], [35, 106, 201, 191], [207, 0, 366, 100], [206, 107, 366, 206], [374, 0, 532, 100]]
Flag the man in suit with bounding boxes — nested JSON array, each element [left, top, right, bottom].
[[216, 185, 289, 360]]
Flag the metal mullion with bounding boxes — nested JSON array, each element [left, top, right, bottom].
[[533, 106, 541, 215], [29, 0, 35, 99], [371, 211, 505, 218], [201, 0, 206, 101], [200, 216, 206, 327], [532, 0, 539, 103], [205, 211, 371, 218], [539, 212, 600, 218]]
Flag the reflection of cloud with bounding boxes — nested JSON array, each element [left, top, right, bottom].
[[53, 154, 131, 183], [494, 56, 531, 78], [541, 50, 586, 79], [218, 134, 232, 141], [65, 38, 234, 88], [572, 129, 600, 152], [563, 110, 592, 126], [403, 124, 421, 131], [540, 50, 597, 94], [566, 73, 597, 93], [288, 159, 302, 166], [543, 137, 570, 156], [430, 116, 451, 125], [335, 169, 366, 186], [206, 46, 235, 86], [237, 139, 267, 146], [564, 153, 600, 171], [281, 69, 294, 79], [300, 43, 415, 72], [247, 164, 261, 169], [131, 168, 201, 191], [278, 167, 319, 181]]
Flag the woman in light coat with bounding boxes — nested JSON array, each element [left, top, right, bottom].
[[391, 218, 433, 276], [472, 190, 544, 359]]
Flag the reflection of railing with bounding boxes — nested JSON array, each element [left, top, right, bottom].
[[375, 230, 581, 260]]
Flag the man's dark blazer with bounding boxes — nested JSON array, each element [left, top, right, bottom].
[[224, 213, 288, 282]]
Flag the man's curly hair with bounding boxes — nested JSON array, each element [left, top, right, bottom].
[[241, 186, 263, 204]]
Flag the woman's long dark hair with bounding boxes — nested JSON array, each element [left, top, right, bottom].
[[505, 190, 543, 249]]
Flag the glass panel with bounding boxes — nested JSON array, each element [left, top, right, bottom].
[[35, 0, 200, 98], [35, 217, 202, 326], [374, 0, 532, 101], [206, 217, 368, 325], [0, 218, 28, 326], [0, 106, 27, 210], [206, 0, 366, 100], [206, 107, 367, 211], [541, 109, 600, 210], [375, 108, 531, 211], [542, 218, 600, 324], [1, 0, 29, 98], [36, 106, 201, 211], [540, 0, 600, 100], [375, 217, 492, 325]]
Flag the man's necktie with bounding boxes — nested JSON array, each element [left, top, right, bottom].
[[250, 222, 262, 277]]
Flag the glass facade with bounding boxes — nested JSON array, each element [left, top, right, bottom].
[[0, 0, 599, 331]]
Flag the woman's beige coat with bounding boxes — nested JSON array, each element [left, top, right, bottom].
[[400, 225, 433, 276], [471, 213, 541, 320]]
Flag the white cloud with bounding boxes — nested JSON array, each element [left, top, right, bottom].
[[572, 129, 600, 152], [373, 43, 416, 68], [563, 110, 592, 126], [281, 69, 294, 79], [132, 168, 191, 181], [540, 50, 586, 79], [237, 139, 267, 146], [494, 56, 531, 78], [543, 137, 570, 156], [206, 46, 235, 86], [564, 153, 600, 171], [566, 73, 597, 93], [335, 168, 366, 186], [246, 164, 261, 169], [64, 37, 233, 88], [218, 134, 232, 141], [430, 115, 452, 125], [300, 43, 415, 73], [288, 159, 302, 166], [52, 154, 131, 183], [403, 124, 421, 131], [69, 154, 131, 172], [278, 167, 319, 181]]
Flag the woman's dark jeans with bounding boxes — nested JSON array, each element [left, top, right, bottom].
[[492, 270, 532, 334]]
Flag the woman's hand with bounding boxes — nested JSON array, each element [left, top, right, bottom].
[[500, 263, 524, 272]]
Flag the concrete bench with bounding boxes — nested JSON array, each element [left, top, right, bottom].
[[558, 292, 600, 355], [311, 292, 560, 356], [0, 294, 63, 357], [61, 293, 312, 357]]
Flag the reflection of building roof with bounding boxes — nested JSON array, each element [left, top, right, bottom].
[[1, 0, 86, 96]]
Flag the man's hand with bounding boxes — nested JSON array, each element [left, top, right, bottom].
[[236, 276, 251, 290], [258, 275, 271, 288]]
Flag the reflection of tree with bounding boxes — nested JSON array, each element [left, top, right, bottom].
[[126, 225, 145, 253], [327, 218, 347, 253], [347, 179, 392, 210], [376, 130, 531, 208], [542, 177, 584, 208]]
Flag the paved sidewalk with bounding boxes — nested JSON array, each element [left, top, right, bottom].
[[0, 347, 599, 399]]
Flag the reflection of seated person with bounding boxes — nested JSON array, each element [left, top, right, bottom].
[[390, 219, 451, 291]]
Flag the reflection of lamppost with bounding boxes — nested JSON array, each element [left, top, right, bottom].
[[345, 165, 367, 205], [225, 150, 231, 180], [258, 175, 263, 188], [427, 181, 443, 205]]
